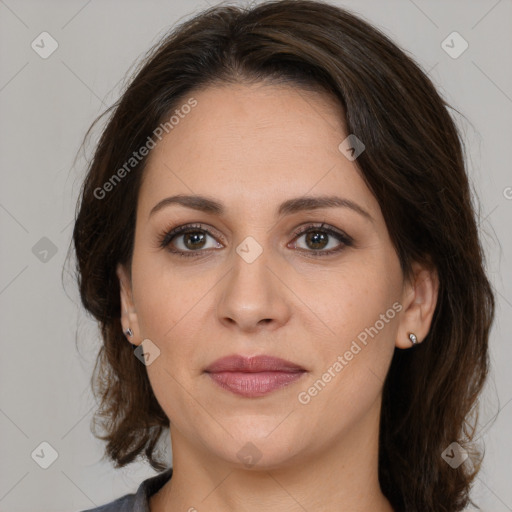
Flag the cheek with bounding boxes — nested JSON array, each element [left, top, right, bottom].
[[130, 253, 216, 385], [296, 284, 398, 430], [300, 255, 400, 340], [300, 253, 400, 391], [131, 249, 205, 338]]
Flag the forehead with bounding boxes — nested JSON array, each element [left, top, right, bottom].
[[138, 83, 377, 220]]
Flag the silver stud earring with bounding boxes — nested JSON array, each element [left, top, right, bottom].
[[408, 332, 418, 345], [125, 327, 134, 337]]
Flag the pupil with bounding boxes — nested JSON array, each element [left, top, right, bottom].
[[307, 231, 327, 250], [185, 232, 205, 249]]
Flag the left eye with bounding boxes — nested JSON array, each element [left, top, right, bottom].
[[290, 228, 343, 252], [291, 225, 352, 254]]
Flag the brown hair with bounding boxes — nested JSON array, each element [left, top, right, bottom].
[[71, 1, 495, 510]]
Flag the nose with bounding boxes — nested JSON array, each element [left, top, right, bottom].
[[216, 245, 292, 334]]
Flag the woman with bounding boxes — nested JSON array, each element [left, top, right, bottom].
[[72, 0, 495, 510]]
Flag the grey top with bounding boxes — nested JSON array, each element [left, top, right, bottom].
[[80, 467, 173, 512]]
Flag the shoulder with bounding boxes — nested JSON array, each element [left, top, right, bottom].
[[76, 467, 173, 512], [79, 492, 136, 512]]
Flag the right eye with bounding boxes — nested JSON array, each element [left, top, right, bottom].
[[158, 223, 223, 257]]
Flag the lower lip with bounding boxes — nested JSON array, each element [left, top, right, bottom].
[[206, 371, 306, 397]]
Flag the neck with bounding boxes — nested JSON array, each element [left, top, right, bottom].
[[150, 397, 394, 512]]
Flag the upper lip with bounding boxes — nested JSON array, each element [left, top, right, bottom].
[[204, 355, 306, 373]]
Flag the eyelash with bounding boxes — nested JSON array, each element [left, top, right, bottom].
[[157, 222, 353, 258]]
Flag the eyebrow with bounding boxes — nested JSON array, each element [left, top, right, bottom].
[[149, 194, 373, 222]]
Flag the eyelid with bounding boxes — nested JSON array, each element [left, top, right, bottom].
[[291, 222, 351, 242]]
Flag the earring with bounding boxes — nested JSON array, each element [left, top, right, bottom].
[[125, 327, 134, 337], [408, 332, 418, 345]]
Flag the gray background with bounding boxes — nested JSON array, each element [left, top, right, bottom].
[[0, 0, 511, 510]]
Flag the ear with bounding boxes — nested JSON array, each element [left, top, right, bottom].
[[116, 263, 143, 346], [395, 260, 439, 349]]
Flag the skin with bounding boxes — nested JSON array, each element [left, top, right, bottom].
[[117, 82, 438, 512]]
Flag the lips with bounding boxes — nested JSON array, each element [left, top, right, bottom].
[[204, 355, 306, 398], [204, 354, 305, 373]]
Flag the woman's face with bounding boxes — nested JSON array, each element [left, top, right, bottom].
[[118, 82, 433, 470]]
